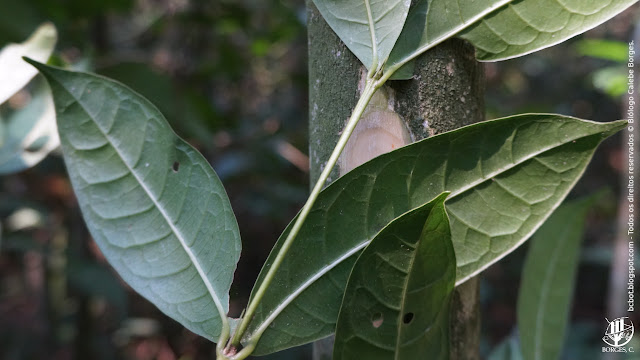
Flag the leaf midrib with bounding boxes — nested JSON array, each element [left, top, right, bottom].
[[431, 119, 605, 200], [364, 0, 378, 69], [531, 215, 576, 360], [389, 0, 515, 70], [250, 119, 613, 342], [395, 238, 419, 360], [533, 238, 563, 360], [55, 78, 228, 322], [252, 240, 369, 337]]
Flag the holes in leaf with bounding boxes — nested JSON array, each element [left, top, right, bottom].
[[371, 312, 384, 328], [172, 161, 180, 172], [403, 312, 414, 324]]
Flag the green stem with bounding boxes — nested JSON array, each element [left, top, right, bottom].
[[225, 76, 383, 357], [216, 322, 231, 356]]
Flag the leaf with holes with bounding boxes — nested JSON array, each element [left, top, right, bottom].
[[387, 0, 636, 79], [25, 59, 241, 342], [242, 114, 624, 355], [518, 194, 599, 360], [333, 193, 454, 360], [0, 76, 59, 174], [0, 23, 57, 104], [311, 0, 410, 71]]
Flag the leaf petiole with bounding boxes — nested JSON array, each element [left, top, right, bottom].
[[224, 74, 386, 358]]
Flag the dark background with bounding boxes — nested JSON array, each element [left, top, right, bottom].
[[0, 1, 638, 359]]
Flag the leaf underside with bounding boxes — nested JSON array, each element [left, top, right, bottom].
[[387, 0, 513, 78], [460, 0, 637, 61], [311, 0, 410, 70], [245, 115, 624, 355], [388, 0, 636, 79], [28, 60, 241, 342], [333, 193, 454, 360], [518, 195, 597, 360]]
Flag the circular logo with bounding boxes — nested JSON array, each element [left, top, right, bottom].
[[603, 317, 635, 347]]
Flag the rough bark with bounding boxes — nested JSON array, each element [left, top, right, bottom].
[[307, 2, 361, 186], [308, 1, 484, 358]]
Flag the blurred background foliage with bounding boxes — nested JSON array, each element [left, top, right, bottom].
[[0, 1, 637, 359]]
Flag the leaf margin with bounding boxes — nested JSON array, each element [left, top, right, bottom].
[[243, 114, 625, 354], [24, 58, 242, 343], [332, 192, 454, 360]]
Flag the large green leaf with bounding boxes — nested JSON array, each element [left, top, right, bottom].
[[518, 195, 597, 360], [311, 0, 410, 71], [333, 193, 454, 360], [0, 76, 59, 174], [243, 114, 624, 354], [459, 0, 637, 61], [0, 23, 57, 104], [386, 0, 636, 79], [26, 60, 241, 342]]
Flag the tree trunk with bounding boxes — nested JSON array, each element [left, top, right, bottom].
[[307, 1, 484, 359]]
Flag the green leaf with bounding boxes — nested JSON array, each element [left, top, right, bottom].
[[311, 0, 410, 71], [0, 23, 57, 104], [387, 0, 513, 78], [0, 76, 59, 174], [386, 0, 635, 79], [575, 39, 629, 63], [333, 193, 454, 360], [26, 59, 241, 342], [489, 335, 524, 360], [459, 0, 637, 61], [518, 194, 599, 360], [592, 66, 628, 98], [243, 114, 624, 355]]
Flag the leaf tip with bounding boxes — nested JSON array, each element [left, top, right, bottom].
[[22, 56, 44, 69], [436, 191, 451, 203], [22, 57, 59, 81], [605, 119, 628, 137]]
